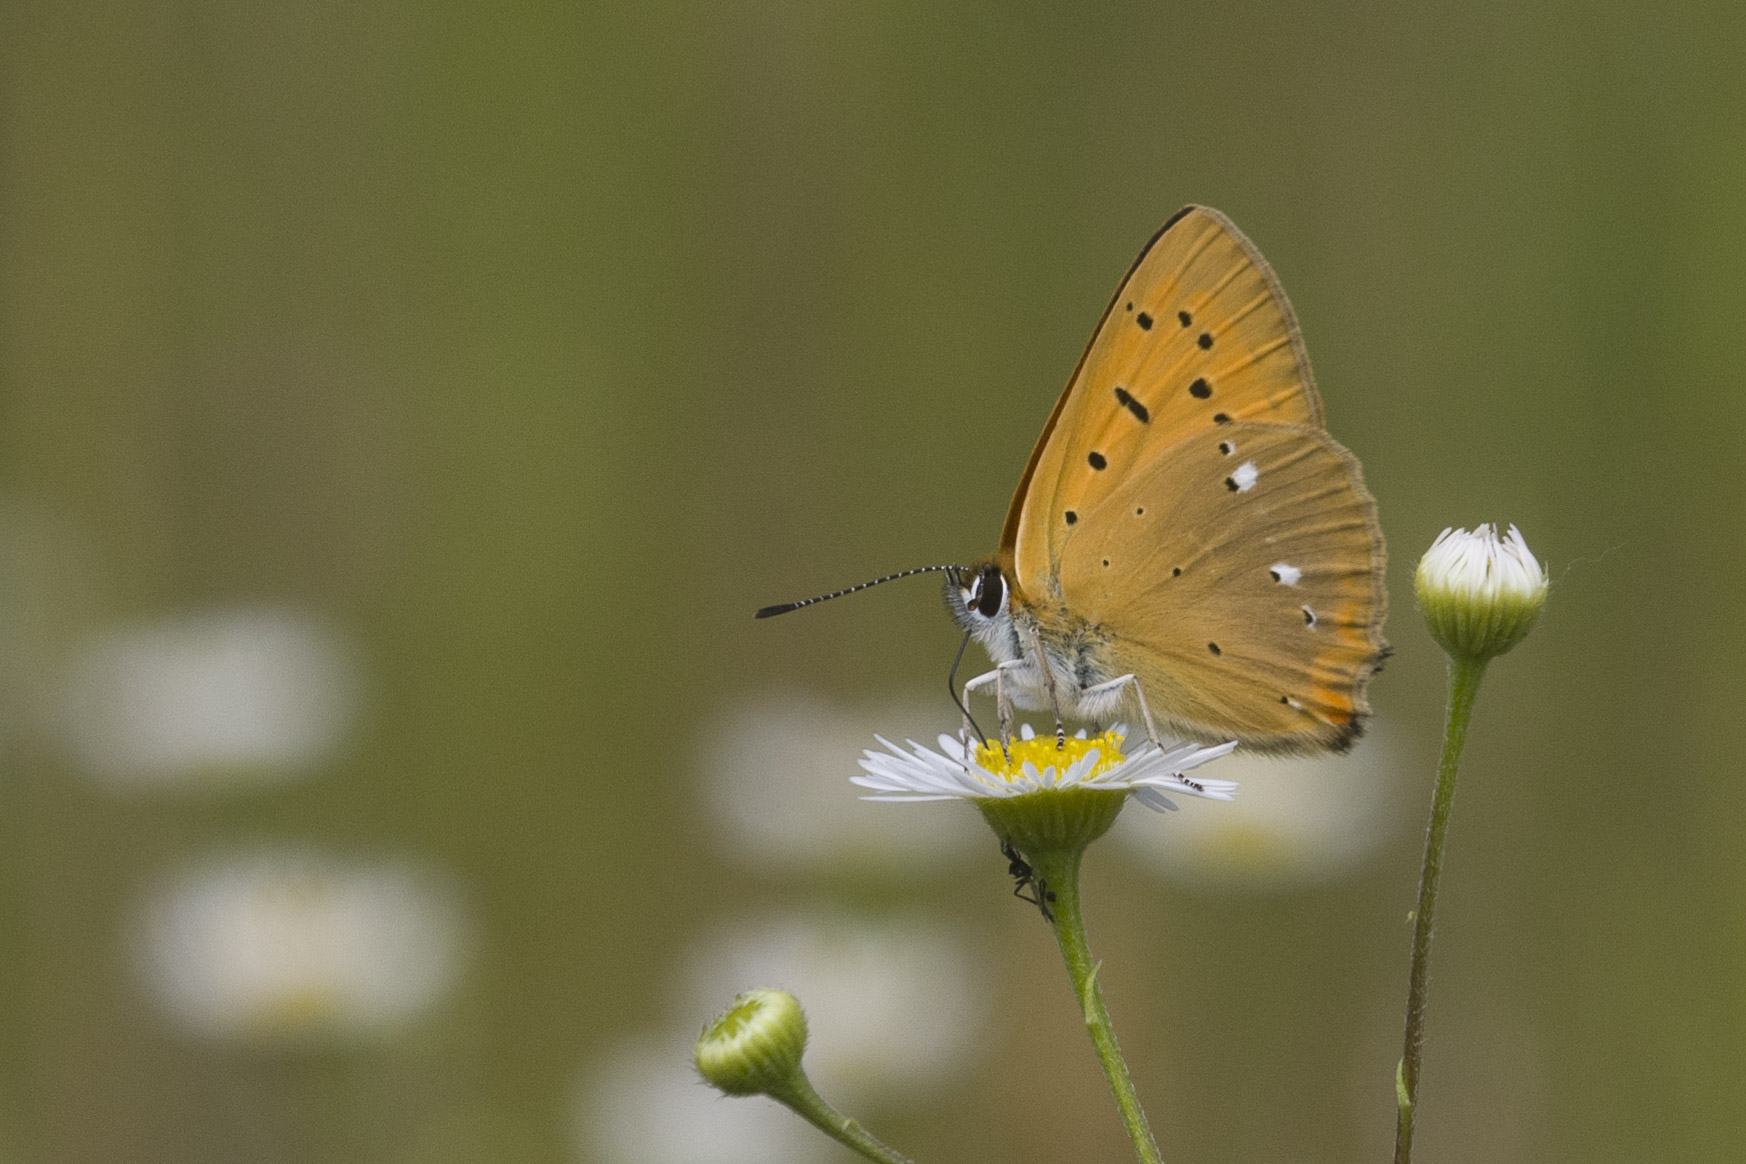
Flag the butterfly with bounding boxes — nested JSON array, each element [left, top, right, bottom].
[[760, 207, 1388, 755], [948, 206, 1388, 754]]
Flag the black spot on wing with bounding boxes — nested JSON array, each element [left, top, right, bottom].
[[1197, 332, 1214, 350], [1113, 386, 1150, 422], [1207, 642, 1221, 656], [1189, 378, 1211, 399], [1178, 310, 1192, 327], [1136, 312, 1153, 330], [1064, 510, 1077, 525], [1087, 452, 1107, 470], [1213, 412, 1231, 424]]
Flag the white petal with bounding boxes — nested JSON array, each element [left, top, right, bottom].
[[857, 793, 963, 802], [1129, 787, 1179, 812], [1139, 775, 1239, 802]]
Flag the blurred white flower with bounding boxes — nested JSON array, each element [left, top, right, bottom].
[[134, 849, 467, 1042], [575, 910, 981, 1164], [62, 607, 360, 790], [680, 910, 981, 1101], [700, 690, 980, 871], [1114, 725, 1411, 891], [576, 1036, 825, 1164]]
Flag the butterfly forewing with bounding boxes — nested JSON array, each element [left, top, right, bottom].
[[1006, 207, 1324, 599], [1056, 422, 1387, 752]]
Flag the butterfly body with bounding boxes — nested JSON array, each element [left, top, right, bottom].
[[947, 569, 1128, 721], [951, 207, 1388, 755]]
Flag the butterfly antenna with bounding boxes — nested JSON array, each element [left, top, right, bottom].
[[755, 564, 965, 619], [947, 626, 987, 744]]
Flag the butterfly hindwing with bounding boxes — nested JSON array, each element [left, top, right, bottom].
[[1004, 207, 1324, 599], [1055, 422, 1388, 753]]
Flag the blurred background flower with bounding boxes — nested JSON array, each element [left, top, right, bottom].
[[678, 910, 982, 1100], [1113, 725, 1415, 892], [574, 909, 981, 1163], [62, 608, 361, 792], [133, 849, 468, 1043], [701, 689, 980, 873], [577, 1035, 825, 1164]]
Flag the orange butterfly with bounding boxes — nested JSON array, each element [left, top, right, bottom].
[[763, 207, 1388, 755]]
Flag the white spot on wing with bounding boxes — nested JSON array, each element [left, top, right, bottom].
[[1270, 563, 1302, 586], [1232, 461, 1259, 492]]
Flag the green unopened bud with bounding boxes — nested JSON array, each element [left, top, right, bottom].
[[694, 988, 809, 1098], [1415, 523, 1548, 661]]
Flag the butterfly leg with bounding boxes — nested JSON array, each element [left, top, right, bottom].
[[1079, 673, 1209, 793], [961, 663, 1026, 752], [1023, 626, 1068, 749]]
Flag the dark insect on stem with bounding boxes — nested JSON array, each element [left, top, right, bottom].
[[1000, 838, 1057, 922]]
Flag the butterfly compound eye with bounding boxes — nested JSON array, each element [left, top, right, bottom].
[[975, 566, 1005, 618]]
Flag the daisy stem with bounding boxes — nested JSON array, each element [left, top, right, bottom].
[[1032, 845, 1165, 1164], [1394, 652, 1488, 1164], [768, 1075, 915, 1164]]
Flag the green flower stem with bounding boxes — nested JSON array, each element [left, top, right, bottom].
[[768, 1074, 914, 1164], [1031, 845, 1165, 1164], [1394, 653, 1488, 1164]]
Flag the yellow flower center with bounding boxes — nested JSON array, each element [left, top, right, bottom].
[[974, 732, 1126, 782]]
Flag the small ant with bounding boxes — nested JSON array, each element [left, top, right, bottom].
[[1000, 838, 1057, 923]]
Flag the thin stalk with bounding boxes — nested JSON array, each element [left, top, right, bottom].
[[770, 1075, 914, 1164], [1031, 846, 1165, 1164], [1394, 653, 1488, 1164]]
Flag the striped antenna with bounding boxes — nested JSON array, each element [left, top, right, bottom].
[[755, 564, 964, 619]]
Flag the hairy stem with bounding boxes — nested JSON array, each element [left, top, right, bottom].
[[770, 1074, 914, 1164], [1395, 653, 1488, 1164], [1032, 846, 1165, 1164]]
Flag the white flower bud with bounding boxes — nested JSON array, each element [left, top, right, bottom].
[[1415, 524, 1548, 660], [694, 989, 809, 1098]]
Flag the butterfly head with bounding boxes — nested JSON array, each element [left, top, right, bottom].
[[947, 559, 1022, 663]]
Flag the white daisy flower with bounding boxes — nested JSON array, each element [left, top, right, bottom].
[[853, 723, 1237, 814]]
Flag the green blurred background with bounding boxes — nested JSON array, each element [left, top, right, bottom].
[[2, 2, 1743, 1161]]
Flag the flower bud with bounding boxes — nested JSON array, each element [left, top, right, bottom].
[[1415, 523, 1548, 660], [694, 988, 809, 1098]]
